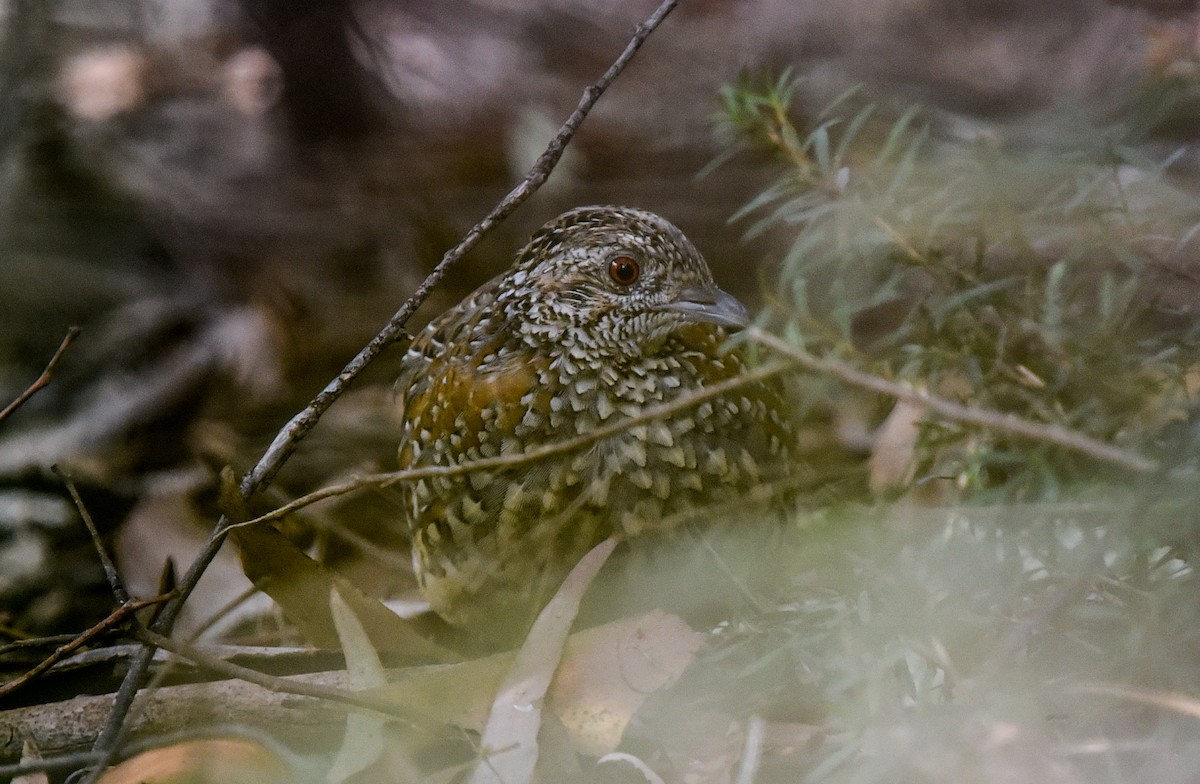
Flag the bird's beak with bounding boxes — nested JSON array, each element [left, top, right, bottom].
[[662, 285, 750, 330]]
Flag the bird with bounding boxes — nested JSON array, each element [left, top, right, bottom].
[[394, 205, 794, 628]]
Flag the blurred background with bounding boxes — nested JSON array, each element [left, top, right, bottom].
[[0, 0, 1197, 644], [5, 2, 1200, 782]]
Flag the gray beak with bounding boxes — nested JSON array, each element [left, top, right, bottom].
[[662, 285, 750, 330]]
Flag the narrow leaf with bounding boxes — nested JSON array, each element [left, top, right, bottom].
[[468, 538, 618, 784], [326, 588, 389, 784]]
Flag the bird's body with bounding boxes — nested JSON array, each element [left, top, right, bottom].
[[396, 206, 793, 626]]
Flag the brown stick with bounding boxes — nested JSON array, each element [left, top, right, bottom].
[[0, 594, 173, 700], [746, 327, 1159, 474], [0, 326, 80, 425], [134, 629, 421, 722], [0, 671, 359, 773], [53, 466, 130, 604], [227, 359, 794, 531]]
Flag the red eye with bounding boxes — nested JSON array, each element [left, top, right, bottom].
[[608, 255, 640, 286]]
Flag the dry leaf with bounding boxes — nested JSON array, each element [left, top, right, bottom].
[[232, 525, 451, 661], [550, 610, 702, 756], [363, 609, 702, 755], [116, 482, 258, 639], [869, 400, 924, 492], [14, 740, 49, 784], [467, 538, 617, 784], [367, 652, 513, 732], [326, 588, 389, 784]]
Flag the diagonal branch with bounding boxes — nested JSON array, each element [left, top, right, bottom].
[[54, 466, 130, 605], [746, 326, 1159, 474], [246, 0, 680, 495], [81, 2, 681, 779], [0, 326, 79, 426], [226, 359, 794, 531], [0, 594, 173, 700], [134, 629, 421, 722]]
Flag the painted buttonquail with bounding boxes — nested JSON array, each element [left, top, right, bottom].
[[395, 206, 794, 626]]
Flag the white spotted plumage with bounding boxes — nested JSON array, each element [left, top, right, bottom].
[[395, 206, 794, 625]]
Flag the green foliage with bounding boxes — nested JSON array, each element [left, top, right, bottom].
[[716, 72, 1200, 499], [663, 500, 1200, 784], [658, 69, 1200, 784]]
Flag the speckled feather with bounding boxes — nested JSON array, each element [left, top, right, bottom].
[[396, 206, 793, 624]]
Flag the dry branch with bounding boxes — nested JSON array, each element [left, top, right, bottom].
[[0, 326, 79, 425], [135, 630, 419, 722], [0, 671, 356, 771], [746, 327, 1159, 474], [228, 359, 793, 530], [225, 314, 1158, 534], [55, 467, 130, 603], [0, 595, 172, 700]]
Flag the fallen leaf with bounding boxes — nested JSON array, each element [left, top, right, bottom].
[[326, 587, 389, 784], [467, 538, 617, 784], [869, 400, 924, 492], [549, 610, 702, 756], [14, 740, 49, 784], [233, 525, 452, 661], [363, 609, 702, 755]]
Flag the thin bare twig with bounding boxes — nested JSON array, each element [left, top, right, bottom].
[[0, 594, 173, 699], [0, 326, 79, 425], [83, 2, 681, 778], [0, 633, 80, 655], [53, 466, 130, 604], [229, 359, 794, 531], [0, 751, 107, 780], [746, 327, 1159, 474], [133, 629, 420, 723]]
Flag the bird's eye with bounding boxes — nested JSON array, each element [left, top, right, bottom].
[[608, 255, 640, 286]]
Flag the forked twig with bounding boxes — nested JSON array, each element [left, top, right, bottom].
[[0, 468, 176, 699], [81, 2, 681, 778], [0, 326, 80, 425], [0, 593, 172, 700], [53, 466, 130, 604]]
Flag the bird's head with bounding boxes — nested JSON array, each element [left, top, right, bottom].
[[497, 206, 748, 361]]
